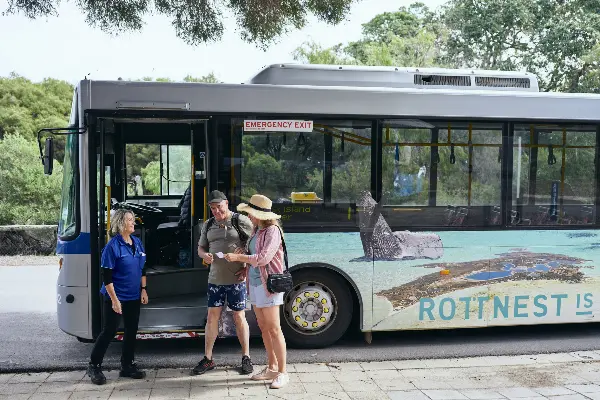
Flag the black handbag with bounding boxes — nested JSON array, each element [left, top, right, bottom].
[[266, 227, 293, 294]]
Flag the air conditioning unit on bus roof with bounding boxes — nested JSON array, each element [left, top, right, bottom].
[[247, 63, 539, 92]]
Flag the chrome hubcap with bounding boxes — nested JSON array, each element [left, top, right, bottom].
[[287, 284, 335, 332]]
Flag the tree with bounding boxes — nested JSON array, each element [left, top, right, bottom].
[[441, 0, 600, 92], [292, 42, 356, 65], [133, 73, 221, 83], [4, 0, 359, 49], [0, 134, 63, 225], [183, 73, 220, 83], [0, 73, 73, 161], [294, 3, 451, 68]]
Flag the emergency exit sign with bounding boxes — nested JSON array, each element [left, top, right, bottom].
[[243, 120, 313, 132]]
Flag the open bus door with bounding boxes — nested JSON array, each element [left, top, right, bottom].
[[93, 117, 212, 339]]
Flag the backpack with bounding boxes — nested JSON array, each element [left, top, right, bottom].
[[203, 212, 249, 246]]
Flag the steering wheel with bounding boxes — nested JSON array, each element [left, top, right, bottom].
[[115, 202, 162, 214]]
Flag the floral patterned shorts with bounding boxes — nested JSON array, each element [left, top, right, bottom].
[[207, 282, 247, 311]]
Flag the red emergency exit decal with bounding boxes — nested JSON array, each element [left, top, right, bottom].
[[244, 120, 313, 132]]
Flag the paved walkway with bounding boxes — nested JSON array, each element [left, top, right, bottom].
[[2, 351, 600, 399]]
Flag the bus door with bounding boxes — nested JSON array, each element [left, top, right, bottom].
[[95, 118, 212, 335]]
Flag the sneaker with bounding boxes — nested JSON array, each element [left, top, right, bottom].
[[241, 355, 254, 375], [119, 362, 146, 379], [270, 372, 289, 389], [192, 356, 215, 375], [87, 362, 106, 385], [251, 366, 279, 381]]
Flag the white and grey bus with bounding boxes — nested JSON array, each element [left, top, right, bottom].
[[39, 64, 600, 348]]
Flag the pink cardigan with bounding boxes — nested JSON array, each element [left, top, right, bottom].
[[246, 225, 285, 298]]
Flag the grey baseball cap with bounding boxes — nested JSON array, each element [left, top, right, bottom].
[[208, 190, 227, 203]]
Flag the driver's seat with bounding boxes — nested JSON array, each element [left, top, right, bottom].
[[157, 183, 191, 230]]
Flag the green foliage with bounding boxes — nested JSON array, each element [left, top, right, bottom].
[[0, 73, 72, 160], [441, 0, 600, 92], [141, 161, 160, 195], [133, 74, 221, 83], [4, 0, 358, 49], [0, 134, 63, 224], [183, 73, 220, 83], [294, 4, 451, 68], [161, 145, 191, 195], [292, 42, 356, 65]]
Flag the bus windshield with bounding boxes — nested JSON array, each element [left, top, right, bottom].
[[57, 92, 79, 240], [58, 133, 78, 239]]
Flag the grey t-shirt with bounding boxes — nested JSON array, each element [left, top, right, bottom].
[[199, 212, 253, 285], [248, 230, 263, 287]]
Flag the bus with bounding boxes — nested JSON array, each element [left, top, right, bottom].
[[38, 64, 600, 348]]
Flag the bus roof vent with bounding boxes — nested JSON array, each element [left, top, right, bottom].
[[475, 76, 531, 89], [246, 64, 539, 91], [414, 74, 471, 86]]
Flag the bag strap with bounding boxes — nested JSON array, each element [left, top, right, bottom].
[[275, 225, 289, 272], [231, 212, 249, 244], [202, 217, 215, 236]]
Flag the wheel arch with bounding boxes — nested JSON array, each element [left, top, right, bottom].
[[289, 262, 364, 331]]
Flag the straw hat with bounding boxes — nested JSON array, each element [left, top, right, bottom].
[[237, 194, 281, 220]]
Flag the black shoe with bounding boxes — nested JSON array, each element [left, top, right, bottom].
[[87, 362, 106, 385], [241, 355, 253, 375], [119, 362, 146, 379], [192, 356, 215, 375]]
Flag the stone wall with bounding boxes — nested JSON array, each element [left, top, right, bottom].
[[0, 225, 57, 256]]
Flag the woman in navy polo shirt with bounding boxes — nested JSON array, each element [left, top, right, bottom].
[[87, 209, 148, 385]]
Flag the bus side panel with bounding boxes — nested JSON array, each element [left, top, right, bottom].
[[371, 229, 599, 331], [56, 251, 89, 287], [56, 236, 92, 339], [287, 232, 373, 331], [57, 284, 90, 339]]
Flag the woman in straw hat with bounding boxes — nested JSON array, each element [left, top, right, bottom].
[[224, 194, 289, 389]]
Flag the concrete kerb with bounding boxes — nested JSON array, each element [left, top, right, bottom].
[[2, 351, 600, 375]]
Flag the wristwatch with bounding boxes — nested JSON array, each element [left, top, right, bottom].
[[141, 286, 147, 291]]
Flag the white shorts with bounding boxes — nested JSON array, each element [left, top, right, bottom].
[[249, 284, 284, 308]]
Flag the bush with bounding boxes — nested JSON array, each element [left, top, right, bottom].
[[0, 135, 63, 225]]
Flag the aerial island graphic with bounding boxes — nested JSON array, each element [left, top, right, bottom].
[[355, 191, 592, 311]]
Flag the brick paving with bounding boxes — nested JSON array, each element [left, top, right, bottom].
[[2, 351, 600, 399]]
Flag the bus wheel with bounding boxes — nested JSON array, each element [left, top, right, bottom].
[[281, 269, 353, 348]]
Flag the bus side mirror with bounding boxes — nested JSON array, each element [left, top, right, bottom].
[[44, 137, 54, 175]]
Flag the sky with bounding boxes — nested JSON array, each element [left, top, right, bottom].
[[0, 0, 446, 84]]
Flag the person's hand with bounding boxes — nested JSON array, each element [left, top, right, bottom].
[[112, 299, 122, 314], [224, 253, 240, 263], [201, 253, 214, 265], [236, 267, 247, 281], [141, 290, 148, 305]]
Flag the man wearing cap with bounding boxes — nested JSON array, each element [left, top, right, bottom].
[[193, 190, 254, 375]]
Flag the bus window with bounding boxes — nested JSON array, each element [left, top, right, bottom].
[[125, 144, 191, 197], [381, 120, 502, 229], [511, 124, 596, 226], [160, 145, 191, 196], [221, 118, 372, 230], [126, 144, 161, 196], [330, 123, 372, 204]]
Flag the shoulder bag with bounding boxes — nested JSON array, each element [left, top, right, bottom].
[[266, 226, 293, 294]]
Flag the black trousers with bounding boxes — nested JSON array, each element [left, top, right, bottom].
[[90, 297, 141, 367]]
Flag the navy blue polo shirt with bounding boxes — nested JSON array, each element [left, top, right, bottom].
[[100, 234, 146, 301]]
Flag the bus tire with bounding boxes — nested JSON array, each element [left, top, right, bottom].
[[281, 268, 353, 349]]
